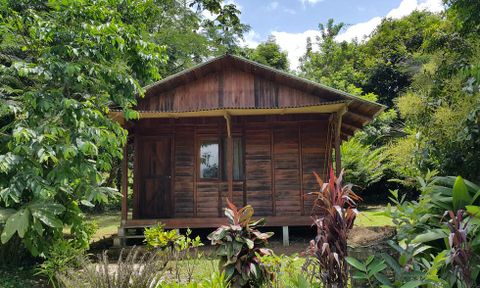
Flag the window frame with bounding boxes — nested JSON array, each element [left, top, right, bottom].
[[197, 134, 245, 182], [198, 137, 221, 181]]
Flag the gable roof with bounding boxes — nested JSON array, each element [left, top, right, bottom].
[[137, 54, 386, 140]]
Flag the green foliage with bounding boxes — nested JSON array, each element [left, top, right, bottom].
[[340, 137, 390, 190], [346, 255, 388, 287], [361, 11, 442, 106], [243, 36, 289, 71], [306, 167, 361, 287], [300, 19, 366, 96], [0, 0, 245, 261], [145, 223, 183, 249], [57, 247, 168, 288], [36, 221, 97, 285], [381, 173, 480, 286], [145, 224, 204, 283], [208, 199, 274, 287]]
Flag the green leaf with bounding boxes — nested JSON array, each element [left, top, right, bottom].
[[29, 202, 65, 215], [399, 280, 423, 288], [31, 210, 63, 228], [367, 260, 387, 277], [1, 209, 30, 243], [374, 273, 392, 286], [466, 205, 480, 217], [411, 229, 447, 244], [346, 256, 366, 271], [0, 208, 16, 224], [452, 176, 472, 211], [352, 271, 368, 279], [245, 238, 254, 249]]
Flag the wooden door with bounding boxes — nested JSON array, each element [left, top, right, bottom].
[[139, 137, 172, 219]]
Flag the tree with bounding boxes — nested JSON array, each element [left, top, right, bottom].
[[360, 11, 442, 107], [0, 0, 243, 258], [392, 13, 480, 181], [299, 19, 366, 95], [245, 36, 289, 71]]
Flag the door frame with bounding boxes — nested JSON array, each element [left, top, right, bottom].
[[133, 134, 175, 219]]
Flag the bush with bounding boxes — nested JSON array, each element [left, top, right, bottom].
[[347, 173, 480, 287], [36, 221, 97, 285], [340, 137, 390, 190], [306, 167, 361, 287], [144, 224, 203, 283], [208, 199, 274, 287], [57, 247, 167, 288]]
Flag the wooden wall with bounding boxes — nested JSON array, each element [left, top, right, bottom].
[[138, 68, 329, 112], [132, 115, 332, 219]]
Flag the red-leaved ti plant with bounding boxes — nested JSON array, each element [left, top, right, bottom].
[[307, 167, 361, 288], [445, 210, 473, 288], [208, 199, 274, 287]]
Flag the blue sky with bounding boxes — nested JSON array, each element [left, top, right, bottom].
[[229, 0, 444, 68]]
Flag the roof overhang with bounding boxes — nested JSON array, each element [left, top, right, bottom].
[[110, 102, 349, 125]]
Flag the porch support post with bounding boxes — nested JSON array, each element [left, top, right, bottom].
[[334, 107, 347, 176], [224, 113, 233, 200], [282, 226, 289, 246], [121, 143, 128, 225]]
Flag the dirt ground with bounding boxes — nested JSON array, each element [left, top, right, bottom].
[[92, 225, 396, 257], [266, 226, 396, 255]]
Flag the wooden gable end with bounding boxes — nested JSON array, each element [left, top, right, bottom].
[[136, 67, 329, 112]]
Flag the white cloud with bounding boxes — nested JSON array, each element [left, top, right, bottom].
[[336, 0, 445, 42], [242, 30, 262, 48], [258, 0, 444, 70], [335, 16, 382, 42], [283, 8, 297, 15], [267, 1, 279, 10], [271, 30, 321, 69], [300, 0, 325, 4], [225, 0, 242, 11]]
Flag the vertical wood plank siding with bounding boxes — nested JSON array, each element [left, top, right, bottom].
[[132, 115, 330, 219], [138, 68, 325, 112]]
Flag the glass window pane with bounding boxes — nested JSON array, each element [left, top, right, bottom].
[[200, 142, 219, 179]]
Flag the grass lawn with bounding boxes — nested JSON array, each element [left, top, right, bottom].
[[355, 207, 393, 227], [86, 212, 121, 241]]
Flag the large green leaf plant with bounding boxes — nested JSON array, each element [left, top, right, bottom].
[[0, 0, 245, 259]]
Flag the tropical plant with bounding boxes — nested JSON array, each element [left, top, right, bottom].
[[340, 137, 390, 190], [346, 241, 445, 288], [0, 0, 245, 261], [144, 223, 183, 250], [381, 173, 480, 286], [145, 224, 204, 283], [305, 167, 360, 288], [57, 247, 168, 288], [346, 255, 388, 287], [208, 199, 274, 287]]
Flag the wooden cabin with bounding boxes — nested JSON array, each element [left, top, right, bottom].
[[113, 55, 384, 232]]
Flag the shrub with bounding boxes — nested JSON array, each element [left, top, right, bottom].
[[144, 224, 203, 283], [340, 137, 390, 190], [57, 247, 168, 288], [208, 199, 274, 287], [144, 223, 183, 249], [36, 221, 97, 285], [306, 167, 361, 288], [347, 173, 480, 287]]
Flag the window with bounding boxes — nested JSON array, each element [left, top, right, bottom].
[[200, 141, 219, 179], [199, 137, 244, 181], [223, 137, 244, 181]]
